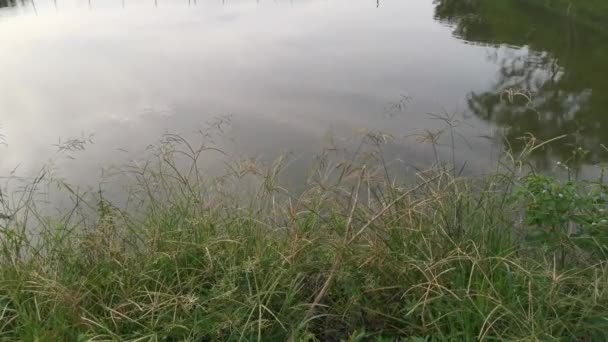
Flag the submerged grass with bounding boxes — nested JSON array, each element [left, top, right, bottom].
[[0, 131, 607, 341]]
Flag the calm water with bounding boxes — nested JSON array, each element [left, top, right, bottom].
[[1, 0, 607, 186]]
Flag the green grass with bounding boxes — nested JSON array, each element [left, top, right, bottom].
[[0, 134, 607, 341]]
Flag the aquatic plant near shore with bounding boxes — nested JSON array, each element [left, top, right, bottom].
[[0, 132, 607, 341]]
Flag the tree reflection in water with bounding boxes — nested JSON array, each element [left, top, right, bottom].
[[435, 0, 608, 170]]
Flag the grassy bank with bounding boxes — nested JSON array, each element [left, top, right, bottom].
[[1, 135, 608, 341]]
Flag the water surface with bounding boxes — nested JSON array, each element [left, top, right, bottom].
[[1, 0, 607, 187]]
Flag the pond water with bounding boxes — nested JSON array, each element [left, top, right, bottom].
[[1, 0, 607, 187]]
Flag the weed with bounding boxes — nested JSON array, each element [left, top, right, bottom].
[[0, 132, 607, 341]]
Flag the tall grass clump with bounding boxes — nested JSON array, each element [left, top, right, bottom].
[[0, 131, 607, 341]]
